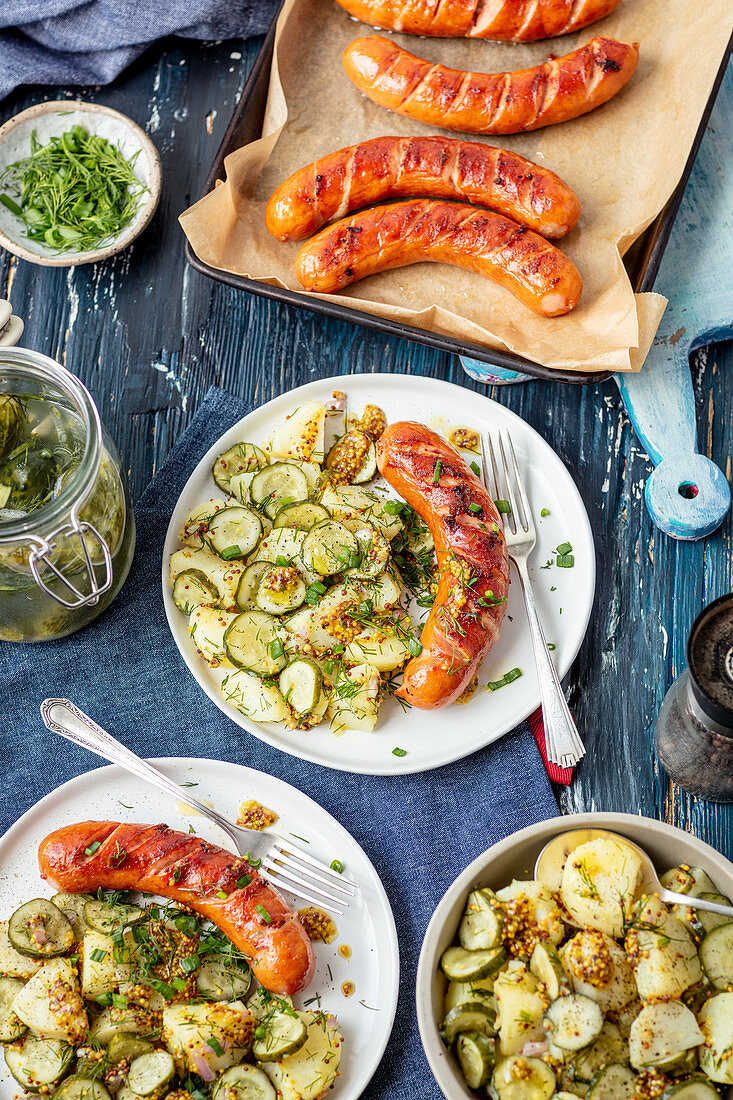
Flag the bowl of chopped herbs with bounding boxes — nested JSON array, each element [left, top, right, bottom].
[[0, 100, 161, 266]]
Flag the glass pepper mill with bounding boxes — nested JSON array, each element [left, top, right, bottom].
[[655, 593, 733, 802]]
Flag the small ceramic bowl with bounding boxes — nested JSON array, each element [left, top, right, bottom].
[[415, 812, 733, 1100], [0, 100, 161, 267]]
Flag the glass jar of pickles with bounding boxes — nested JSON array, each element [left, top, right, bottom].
[[0, 348, 135, 642]]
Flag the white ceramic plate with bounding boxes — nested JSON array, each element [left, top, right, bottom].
[[0, 101, 161, 267], [163, 374, 596, 774], [0, 758, 398, 1100]]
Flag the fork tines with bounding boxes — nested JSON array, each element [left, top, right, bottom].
[[261, 841, 358, 916]]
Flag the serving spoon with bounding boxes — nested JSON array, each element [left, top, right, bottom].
[[534, 827, 733, 920]]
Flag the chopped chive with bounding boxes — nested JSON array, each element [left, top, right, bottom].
[[330, 860, 344, 874], [407, 636, 423, 657], [220, 545, 242, 560], [236, 874, 252, 888], [111, 993, 129, 1009], [487, 667, 523, 691], [470, 461, 481, 477], [392, 747, 407, 757], [384, 500, 403, 515], [0, 126, 147, 254], [269, 638, 284, 659], [85, 841, 100, 856], [556, 554, 574, 568], [547, 643, 556, 651], [256, 904, 272, 924], [208, 1037, 224, 1057], [90, 948, 108, 963], [181, 955, 199, 973], [324, 660, 334, 677], [247, 852, 262, 870], [540, 507, 550, 517], [494, 499, 511, 514], [468, 502, 481, 514], [275, 555, 288, 566], [347, 552, 361, 569], [216, 889, 228, 900], [0, 193, 22, 216], [96, 993, 112, 1006], [172, 977, 188, 993], [555, 542, 573, 555], [433, 459, 442, 485], [150, 979, 175, 1000]]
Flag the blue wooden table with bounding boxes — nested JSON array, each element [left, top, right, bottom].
[[1, 36, 731, 861]]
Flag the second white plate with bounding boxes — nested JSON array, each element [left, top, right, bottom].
[[0, 759, 398, 1100], [162, 373, 595, 774]]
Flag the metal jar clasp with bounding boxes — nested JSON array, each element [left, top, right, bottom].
[[27, 519, 113, 609]]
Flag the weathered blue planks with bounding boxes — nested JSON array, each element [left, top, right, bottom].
[[1, 35, 731, 860], [616, 62, 733, 541]]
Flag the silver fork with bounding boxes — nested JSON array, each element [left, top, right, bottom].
[[481, 432, 586, 770], [40, 698, 357, 915]]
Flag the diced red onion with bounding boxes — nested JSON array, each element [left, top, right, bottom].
[[521, 1040, 548, 1057], [192, 1054, 215, 1081]]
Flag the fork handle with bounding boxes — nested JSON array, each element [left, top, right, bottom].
[[39, 698, 239, 846], [512, 561, 585, 768]]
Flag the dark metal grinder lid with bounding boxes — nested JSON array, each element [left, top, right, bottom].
[[687, 593, 733, 729]]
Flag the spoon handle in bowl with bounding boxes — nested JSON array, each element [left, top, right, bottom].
[[660, 887, 733, 919]]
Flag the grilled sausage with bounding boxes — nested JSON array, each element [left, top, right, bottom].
[[377, 423, 509, 709], [38, 821, 315, 996], [294, 199, 582, 317], [333, 0, 621, 40], [343, 36, 639, 135], [266, 136, 580, 242]]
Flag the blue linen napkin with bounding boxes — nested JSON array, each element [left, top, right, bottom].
[[0, 386, 560, 1100], [0, 0, 280, 105]]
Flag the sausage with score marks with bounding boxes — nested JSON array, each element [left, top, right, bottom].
[[333, 0, 622, 40], [377, 422, 509, 709], [343, 36, 639, 135], [38, 821, 315, 996], [266, 136, 581, 242], [294, 199, 582, 318]]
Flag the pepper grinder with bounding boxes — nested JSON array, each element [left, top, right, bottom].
[[655, 593, 733, 802]]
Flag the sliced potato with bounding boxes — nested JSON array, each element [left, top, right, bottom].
[[188, 606, 237, 668], [178, 499, 227, 548], [627, 894, 702, 1001], [259, 1011, 342, 1100], [266, 400, 326, 464], [328, 663, 381, 733], [11, 959, 87, 1043], [560, 837, 643, 938], [162, 1001, 254, 1076], [628, 1001, 703, 1070], [562, 930, 637, 1012], [495, 880, 565, 946], [169, 548, 244, 610], [493, 961, 547, 1056]]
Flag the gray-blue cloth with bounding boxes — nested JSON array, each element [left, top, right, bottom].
[[0, 386, 560, 1100], [0, 0, 279, 105]]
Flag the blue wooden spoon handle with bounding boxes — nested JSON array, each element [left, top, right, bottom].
[[615, 321, 731, 541]]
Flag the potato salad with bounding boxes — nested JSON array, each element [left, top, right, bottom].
[[438, 836, 733, 1099], [0, 891, 341, 1100], [168, 396, 436, 735]]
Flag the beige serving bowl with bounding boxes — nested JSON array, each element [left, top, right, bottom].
[[0, 100, 161, 267], [415, 812, 733, 1100]]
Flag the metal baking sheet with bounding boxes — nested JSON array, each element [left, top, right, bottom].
[[184, 16, 732, 386]]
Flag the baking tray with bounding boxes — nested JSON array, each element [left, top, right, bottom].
[[185, 16, 733, 386]]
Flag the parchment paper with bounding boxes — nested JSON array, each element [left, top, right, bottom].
[[180, 0, 732, 373]]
